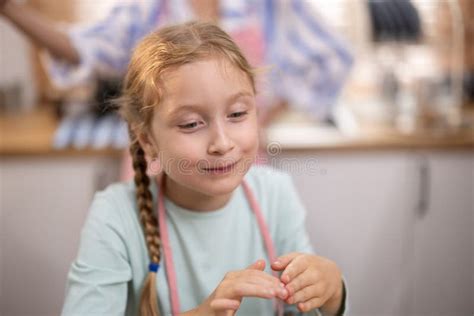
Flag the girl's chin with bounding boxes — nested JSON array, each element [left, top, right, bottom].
[[196, 174, 245, 195]]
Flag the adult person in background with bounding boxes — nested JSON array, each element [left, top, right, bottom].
[[0, 0, 353, 125], [0, 0, 353, 178]]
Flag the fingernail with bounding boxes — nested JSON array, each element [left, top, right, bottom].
[[279, 288, 288, 298], [273, 260, 281, 265]]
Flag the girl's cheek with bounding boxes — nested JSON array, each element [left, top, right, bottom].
[[239, 122, 259, 148]]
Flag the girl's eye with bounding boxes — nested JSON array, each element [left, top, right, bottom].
[[178, 121, 201, 130], [229, 111, 248, 119]]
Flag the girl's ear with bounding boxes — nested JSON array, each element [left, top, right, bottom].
[[136, 130, 159, 158]]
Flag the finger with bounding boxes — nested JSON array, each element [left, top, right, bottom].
[[244, 272, 281, 288], [246, 259, 265, 271], [224, 282, 278, 300], [227, 269, 283, 292], [241, 270, 289, 300], [280, 255, 308, 284], [271, 252, 301, 272], [297, 296, 328, 313], [245, 277, 288, 300], [210, 298, 241, 311], [286, 283, 326, 305], [285, 269, 321, 297]]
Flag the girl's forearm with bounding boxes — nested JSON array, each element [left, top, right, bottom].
[[2, 1, 80, 64]]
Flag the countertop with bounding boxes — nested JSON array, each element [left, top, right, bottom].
[[0, 107, 123, 157], [266, 108, 474, 151], [0, 105, 473, 157]]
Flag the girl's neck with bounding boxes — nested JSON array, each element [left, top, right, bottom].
[[162, 174, 233, 212]]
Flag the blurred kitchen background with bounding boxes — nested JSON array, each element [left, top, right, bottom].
[[1, 0, 473, 315]]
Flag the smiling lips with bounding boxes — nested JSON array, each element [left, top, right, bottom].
[[202, 161, 238, 174]]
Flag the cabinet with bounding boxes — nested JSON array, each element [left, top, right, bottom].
[[0, 155, 120, 316], [273, 150, 473, 316], [409, 151, 474, 315]]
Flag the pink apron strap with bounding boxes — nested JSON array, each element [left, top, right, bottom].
[[241, 181, 278, 270], [157, 175, 181, 315], [242, 180, 284, 316]]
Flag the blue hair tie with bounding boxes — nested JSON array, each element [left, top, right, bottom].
[[149, 262, 160, 273]]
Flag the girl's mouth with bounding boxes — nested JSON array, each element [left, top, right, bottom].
[[202, 161, 238, 175]]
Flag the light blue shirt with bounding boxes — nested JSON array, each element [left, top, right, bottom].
[[61, 165, 342, 315]]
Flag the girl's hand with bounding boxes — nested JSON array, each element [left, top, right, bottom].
[[196, 259, 289, 316], [271, 253, 343, 314]]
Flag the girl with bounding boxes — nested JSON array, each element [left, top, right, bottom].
[[61, 22, 346, 316]]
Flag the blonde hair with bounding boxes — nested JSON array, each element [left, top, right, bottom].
[[118, 21, 257, 315]]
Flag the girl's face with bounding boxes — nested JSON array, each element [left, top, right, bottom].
[[141, 57, 259, 204]]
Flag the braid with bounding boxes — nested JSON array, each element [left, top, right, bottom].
[[129, 134, 162, 316]]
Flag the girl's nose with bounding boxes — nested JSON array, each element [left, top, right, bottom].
[[207, 123, 234, 155]]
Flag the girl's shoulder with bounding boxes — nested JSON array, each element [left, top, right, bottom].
[[86, 180, 143, 232], [94, 180, 137, 207]]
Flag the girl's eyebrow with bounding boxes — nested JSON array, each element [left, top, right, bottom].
[[166, 90, 254, 118], [224, 91, 254, 105]]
